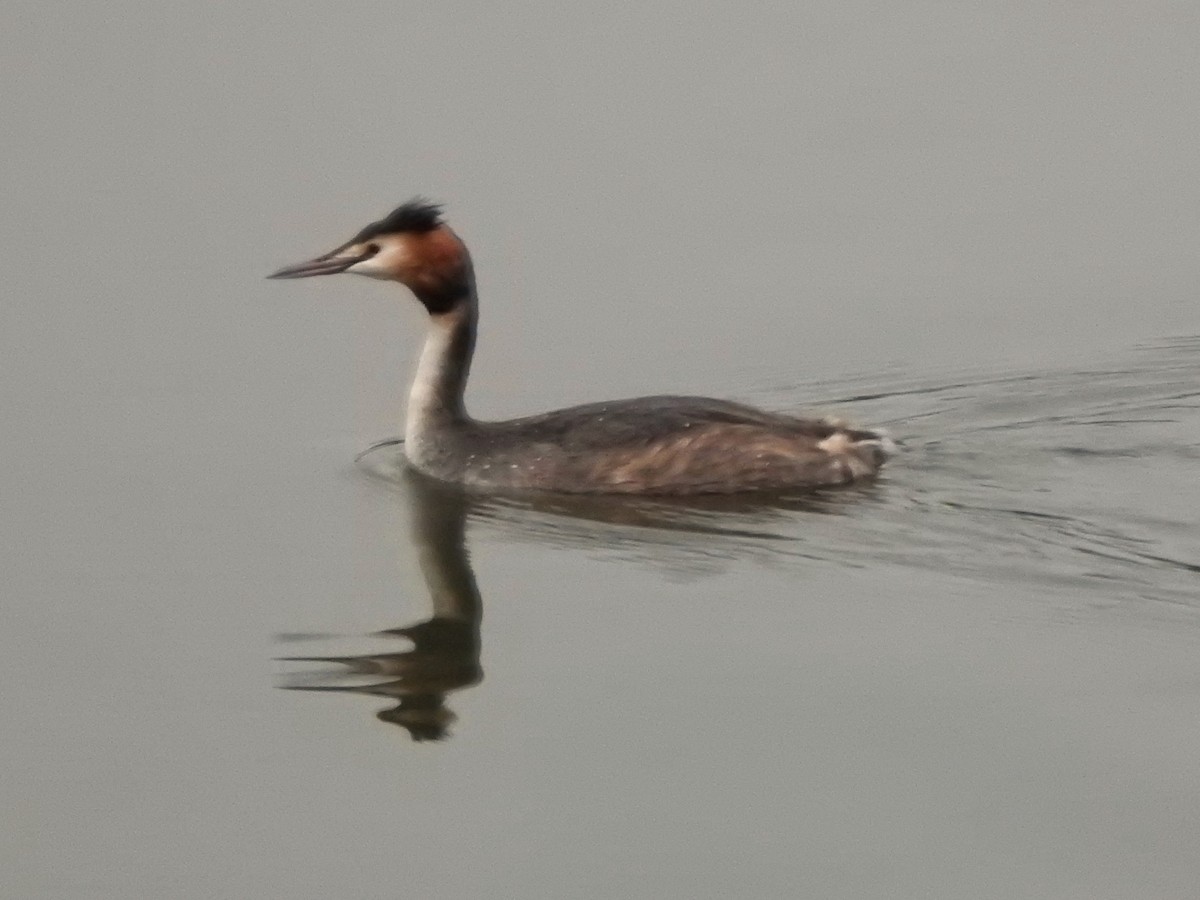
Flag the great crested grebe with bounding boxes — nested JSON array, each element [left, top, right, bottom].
[[269, 199, 896, 494]]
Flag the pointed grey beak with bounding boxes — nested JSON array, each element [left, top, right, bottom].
[[267, 247, 375, 279]]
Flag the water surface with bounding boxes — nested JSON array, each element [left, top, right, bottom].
[[4, 3, 1200, 899]]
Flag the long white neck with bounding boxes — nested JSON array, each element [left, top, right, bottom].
[[404, 295, 478, 452]]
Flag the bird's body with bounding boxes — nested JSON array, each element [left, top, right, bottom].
[[408, 393, 890, 494], [270, 199, 895, 495]]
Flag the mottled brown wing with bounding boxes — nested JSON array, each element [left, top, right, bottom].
[[563, 423, 875, 494]]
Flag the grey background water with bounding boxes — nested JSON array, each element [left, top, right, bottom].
[[3, 3, 1199, 898]]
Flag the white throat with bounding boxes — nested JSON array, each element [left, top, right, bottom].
[[404, 308, 475, 466], [406, 318, 456, 436]]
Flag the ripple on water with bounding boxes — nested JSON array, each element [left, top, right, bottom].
[[785, 335, 1200, 607]]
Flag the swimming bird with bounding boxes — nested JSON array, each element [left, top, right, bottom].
[[268, 199, 895, 494]]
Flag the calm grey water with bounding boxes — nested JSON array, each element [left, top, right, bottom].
[[4, 4, 1200, 899]]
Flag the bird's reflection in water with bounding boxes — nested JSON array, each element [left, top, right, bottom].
[[278, 469, 482, 741], [279, 446, 867, 741]]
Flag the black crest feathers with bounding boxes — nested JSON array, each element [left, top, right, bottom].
[[352, 198, 444, 243]]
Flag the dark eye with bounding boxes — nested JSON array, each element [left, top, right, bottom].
[[365, 243, 381, 255]]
